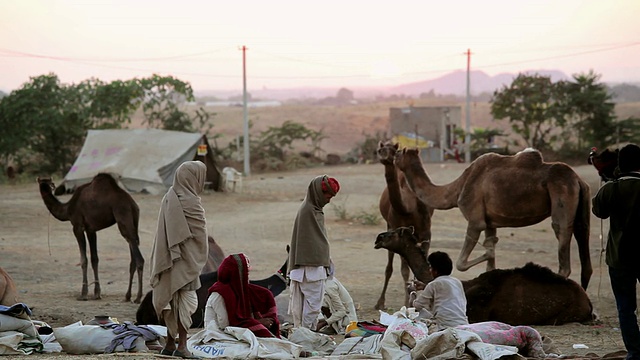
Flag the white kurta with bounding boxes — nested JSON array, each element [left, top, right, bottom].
[[412, 275, 468, 331]]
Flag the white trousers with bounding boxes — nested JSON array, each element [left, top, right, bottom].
[[289, 279, 325, 330]]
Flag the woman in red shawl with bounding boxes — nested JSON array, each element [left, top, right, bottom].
[[207, 253, 280, 338]]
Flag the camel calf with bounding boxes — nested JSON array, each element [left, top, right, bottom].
[[0, 267, 19, 306]]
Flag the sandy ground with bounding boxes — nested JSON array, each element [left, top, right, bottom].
[[0, 161, 632, 358]]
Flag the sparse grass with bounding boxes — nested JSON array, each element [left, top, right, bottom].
[[354, 208, 382, 226], [331, 196, 350, 220]]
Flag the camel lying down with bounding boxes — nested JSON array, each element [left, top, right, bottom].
[[375, 226, 596, 326], [136, 254, 289, 329]]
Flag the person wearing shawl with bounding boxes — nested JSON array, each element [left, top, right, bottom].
[[287, 175, 340, 330], [149, 161, 209, 358], [206, 253, 280, 338]]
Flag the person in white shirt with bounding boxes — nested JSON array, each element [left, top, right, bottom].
[[410, 251, 468, 331], [316, 264, 357, 335]]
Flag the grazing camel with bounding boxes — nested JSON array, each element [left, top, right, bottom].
[[0, 267, 19, 306], [375, 227, 595, 325], [376, 141, 433, 310], [136, 246, 290, 328], [394, 147, 593, 290], [201, 236, 226, 274], [37, 174, 145, 303], [588, 146, 619, 181]]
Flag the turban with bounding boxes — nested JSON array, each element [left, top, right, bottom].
[[321, 177, 340, 196]]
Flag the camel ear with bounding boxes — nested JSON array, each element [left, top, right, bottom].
[[408, 226, 415, 235], [378, 141, 384, 148], [286, 245, 290, 253]]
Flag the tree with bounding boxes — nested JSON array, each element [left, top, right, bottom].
[[558, 71, 617, 149], [0, 73, 214, 174], [491, 73, 566, 150], [0, 74, 90, 173]]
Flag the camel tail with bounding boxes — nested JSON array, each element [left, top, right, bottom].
[[574, 179, 593, 290]]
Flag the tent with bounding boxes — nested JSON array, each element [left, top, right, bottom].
[[60, 129, 222, 194]]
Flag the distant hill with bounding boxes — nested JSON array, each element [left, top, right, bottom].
[[196, 69, 572, 101], [389, 69, 570, 97]]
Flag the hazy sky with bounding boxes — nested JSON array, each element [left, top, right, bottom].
[[1, 0, 639, 93]]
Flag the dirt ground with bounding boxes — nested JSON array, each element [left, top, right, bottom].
[[0, 161, 631, 358]]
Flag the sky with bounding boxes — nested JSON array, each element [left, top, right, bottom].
[[1, 0, 639, 93]]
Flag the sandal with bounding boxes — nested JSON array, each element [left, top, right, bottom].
[[172, 349, 201, 359], [159, 348, 174, 356]]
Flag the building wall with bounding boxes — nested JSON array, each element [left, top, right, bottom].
[[389, 106, 462, 162]]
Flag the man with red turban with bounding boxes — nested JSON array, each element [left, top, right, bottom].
[[287, 175, 340, 330]]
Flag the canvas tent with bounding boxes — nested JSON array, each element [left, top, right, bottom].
[[60, 129, 222, 194]]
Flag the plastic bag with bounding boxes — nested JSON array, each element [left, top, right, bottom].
[[383, 306, 429, 342]]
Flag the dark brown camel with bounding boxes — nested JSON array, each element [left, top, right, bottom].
[[200, 235, 225, 274], [375, 226, 595, 325], [394, 147, 593, 289], [0, 267, 19, 306], [136, 246, 290, 328], [37, 174, 145, 303], [376, 141, 433, 310]]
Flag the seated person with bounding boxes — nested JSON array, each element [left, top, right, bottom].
[[409, 251, 468, 331], [205, 253, 280, 338], [316, 265, 357, 335]]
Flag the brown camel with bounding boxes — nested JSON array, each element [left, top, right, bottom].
[[375, 226, 595, 325], [376, 141, 433, 310], [37, 173, 145, 303], [0, 267, 19, 306], [394, 147, 593, 289], [200, 235, 226, 274]]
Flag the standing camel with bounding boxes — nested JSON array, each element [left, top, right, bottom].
[[374, 226, 595, 325], [0, 267, 19, 306], [394, 147, 593, 289], [376, 141, 433, 310], [37, 174, 145, 303]]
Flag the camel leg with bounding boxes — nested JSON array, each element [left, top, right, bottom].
[[481, 228, 499, 271], [127, 243, 145, 304], [86, 231, 101, 300], [551, 221, 573, 279], [72, 227, 90, 301], [455, 227, 488, 272], [375, 250, 395, 310], [400, 257, 411, 307], [116, 217, 144, 303]]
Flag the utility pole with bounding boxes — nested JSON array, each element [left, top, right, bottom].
[[464, 48, 472, 163], [241, 45, 250, 176]]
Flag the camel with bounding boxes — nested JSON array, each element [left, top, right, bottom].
[[0, 267, 19, 306], [394, 147, 593, 290], [136, 246, 290, 328], [201, 235, 226, 274], [375, 141, 433, 310], [375, 226, 595, 325], [37, 174, 145, 303]]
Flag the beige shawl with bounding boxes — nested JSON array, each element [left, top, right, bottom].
[[288, 175, 332, 271], [150, 161, 208, 320]]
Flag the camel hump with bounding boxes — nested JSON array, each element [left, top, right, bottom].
[[514, 148, 543, 164]]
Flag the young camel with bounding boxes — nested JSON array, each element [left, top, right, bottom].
[[0, 267, 19, 306], [37, 174, 145, 303], [376, 141, 433, 310], [394, 147, 593, 290], [375, 226, 595, 325]]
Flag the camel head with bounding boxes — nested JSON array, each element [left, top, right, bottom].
[[36, 177, 55, 195], [393, 147, 420, 172], [377, 141, 399, 165], [588, 147, 619, 181], [374, 226, 417, 253]]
